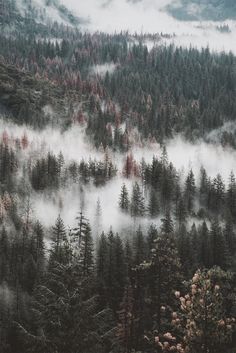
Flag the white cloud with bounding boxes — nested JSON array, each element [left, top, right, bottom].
[[59, 0, 236, 54]]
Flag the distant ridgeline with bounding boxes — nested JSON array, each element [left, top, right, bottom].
[[0, 0, 84, 27], [167, 0, 236, 21]]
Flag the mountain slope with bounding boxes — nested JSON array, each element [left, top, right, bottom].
[[0, 0, 86, 28], [0, 60, 68, 127], [167, 0, 236, 21]]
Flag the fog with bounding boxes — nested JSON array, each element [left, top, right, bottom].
[[91, 63, 117, 77], [167, 135, 236, 182], [15, 0, 236, 53], [1, 119, 236, 234], [60, 0, 236, 53]]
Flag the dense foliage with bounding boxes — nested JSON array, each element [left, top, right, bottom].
[[0, 1, 235, 353]]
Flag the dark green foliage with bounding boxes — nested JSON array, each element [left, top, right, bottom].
[[148, 189, 159, 218], [119, 183, 129, 211], [30, 153, 60, 191], [184, 169, 196, 214], [0, 6, 236, 352], [130, 182, 145, 217], [49, 215, 68, 266]]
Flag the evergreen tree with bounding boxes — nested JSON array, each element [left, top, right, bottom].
[[73, 210, 88, 250], [213, 173, 225, 214], [146, 224, 158, 258], [199, 166, 209, 206], [199, 220, 213, 268], [210, 219, 229, 269], [148, 232, 182, 331], [184, 169, 196, 214], [0, 227, 9, 282], [175, 193, 187, 228], [223, 214, 236, 256], [79, 222, 94, 277], [226, 171, 236, 219], [94, 197, 102, 238], [50, 215, 67, 265], [119, 183, 129, 211], [148, 189, 159, 218], [96, 232, 109, 307], [161, 209, 174, 235], [133, 226, 146, 266], [130, 182, 145, 217]]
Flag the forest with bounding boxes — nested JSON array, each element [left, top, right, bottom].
[[0, 1, 236, 353]]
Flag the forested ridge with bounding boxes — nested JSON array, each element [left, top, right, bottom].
[[167, 0, 236, 21], [0, 1, 236, 353]]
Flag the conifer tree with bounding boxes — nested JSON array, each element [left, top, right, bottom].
[[96, 232, 109, 306], [134, 226, 146, 266], [213, 173, 225, 214], [148, 189, 159, 218], [119, 183, 129, 211], [199, 220, 213, 268], [79, 222, 94, 277], [130, 182, 145, 218], [161, 208, 174, 235], [0, 227, 9, 282], [147, 224, 158, 258], [210, 218, 229, 269], [184, 169, 196, 214], [117, 285, 135, 353], [148, 231, 182, 331], [226, 171, 236, 219], [50, 215, 67, 265], [223, 214, 236, 256], [94, 197, 102, 238], [175, 193, 187, 229], [73, 210, 88, 249]]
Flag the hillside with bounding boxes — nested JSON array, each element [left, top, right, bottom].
[[168, 0, 236, 21], [0, 1, 236, 353]]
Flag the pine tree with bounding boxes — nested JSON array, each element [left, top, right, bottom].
[[175, 193, 187, 228], [79, 222, 94, 277], [119, 183, 129, 211], [184, 169, 196, 214], [199, 167, 209, 206], [124, 239, 133, 281], [32, 221, 44, 274], [148, 232, 182, 331], [94, 197, 102, 238], [177, 223, 192, 274], [148, 189, 159, 218], [223, 214, 236, 256], [161, 208, 174, 235], [213, 173, 225, 214], [134, 226, 146, 266], [199, 220, 213, 268], [73, 210, 88, 250], [114, 233, 126, 303], [147, 224, 158, 258], [226, 171, 236, 219], [96, 232, 109, 306], [0, 227, 9, 282], [50, 215, 67, 265], [23, 254, 37, 293], [210, 218, 229, 269], [18, 263, 117, 353], [130, 182, 145, 218], [117, 285, 135, 353], [99, 230, 126, 312]]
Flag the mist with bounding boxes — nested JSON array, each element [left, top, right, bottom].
[[60, 0, 236, 53], [1, 119, 235, 235]]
